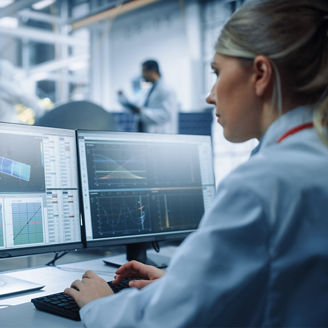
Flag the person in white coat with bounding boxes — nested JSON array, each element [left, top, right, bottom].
[[65, 0, 328, 326], [117, 59, 178, 134]]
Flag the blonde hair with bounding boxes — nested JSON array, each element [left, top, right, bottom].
[[216, 0, 328, 145]]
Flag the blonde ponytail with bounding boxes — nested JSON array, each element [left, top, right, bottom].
[[215, 0, 328, 146]]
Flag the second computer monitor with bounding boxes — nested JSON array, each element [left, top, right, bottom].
[[0, 123, 82, 258], [77, 131, 215, 265]]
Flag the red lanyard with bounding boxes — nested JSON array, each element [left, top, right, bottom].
[[277, 122, 314, 143]]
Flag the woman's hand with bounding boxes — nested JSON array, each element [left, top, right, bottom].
[[65, 270, 113, 308], [113, 260, 165, 289]]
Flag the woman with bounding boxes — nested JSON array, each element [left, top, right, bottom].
[[65, 0, 328, 326]]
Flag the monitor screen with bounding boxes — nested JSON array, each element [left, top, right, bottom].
[[77, 131, 215, 265], [0, 123, 82, 258]]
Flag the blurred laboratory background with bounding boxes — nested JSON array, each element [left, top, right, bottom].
[[0, 0, 257, 187]]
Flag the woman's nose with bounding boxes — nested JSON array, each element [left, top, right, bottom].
[[206, 88, 216, 105]]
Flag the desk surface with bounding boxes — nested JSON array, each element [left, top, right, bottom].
[[0, 257, 116, 327], [0, 246, 176, 327]]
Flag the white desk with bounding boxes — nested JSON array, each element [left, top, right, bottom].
[[0, 246, 176, 327]]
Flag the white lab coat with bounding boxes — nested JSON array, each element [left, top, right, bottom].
[[80, 106, 328, 327], [137, 78, 179, 134]]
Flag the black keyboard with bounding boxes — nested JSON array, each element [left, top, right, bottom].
[[31, 278, 137, 321]]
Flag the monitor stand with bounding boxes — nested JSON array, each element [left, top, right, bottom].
[[103, 243, 170, 269], [0, 274, 44, 297]]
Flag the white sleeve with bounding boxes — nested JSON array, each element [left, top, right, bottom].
[[79, 178, 269, 328], [139, 88, 177, 126]]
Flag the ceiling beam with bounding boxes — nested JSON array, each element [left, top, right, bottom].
[[18, 9, 64, 25], [0, 25, 87, 46], [30, 71, 88, 83], [29, 55, 89, 75], [0, 0, 38, 19], [28, 55, 89, 82], [71, 0, 158, 30]]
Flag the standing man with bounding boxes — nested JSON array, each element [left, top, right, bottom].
[[118, 59, 179, 134]]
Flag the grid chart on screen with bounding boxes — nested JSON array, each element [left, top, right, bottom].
[[12, 201, 43, 246], [0, 124, 82, 256]]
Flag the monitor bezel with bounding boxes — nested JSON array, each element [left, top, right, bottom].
[[76, 130, 214, 249], [0, 122, 84, 258]]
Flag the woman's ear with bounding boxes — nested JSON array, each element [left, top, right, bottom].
[[252, 55, 273, 97]]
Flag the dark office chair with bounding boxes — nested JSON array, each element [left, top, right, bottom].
[[35, 100, 120, 131]]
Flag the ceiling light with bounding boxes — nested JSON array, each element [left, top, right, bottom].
[[70, 61, 87, 71], [32, 0, 55, 10], [0, 17, 18, 28], [31, 72, 49, 81], [0, 0, 14, 8]]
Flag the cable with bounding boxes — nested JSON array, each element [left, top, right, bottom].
[[45, 251, 68, 266], [152, 241, 160, 253]]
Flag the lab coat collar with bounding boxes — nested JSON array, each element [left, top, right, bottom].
[[251, 106, 313, 156]]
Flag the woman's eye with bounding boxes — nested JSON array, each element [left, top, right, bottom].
[[212, 69, 219, 77]]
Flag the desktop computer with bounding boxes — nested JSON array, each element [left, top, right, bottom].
[[0, 124, 216, 321], [0, 122, 82, 296], [77, 131, 216, 267], [0, 124, 214, 302]]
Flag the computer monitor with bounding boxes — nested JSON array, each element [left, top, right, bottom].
[[0, 122, 82, 295], [77, 131, 215, 267]]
